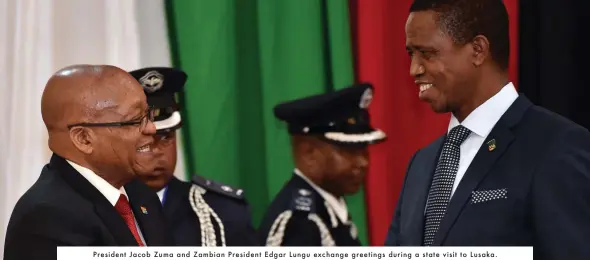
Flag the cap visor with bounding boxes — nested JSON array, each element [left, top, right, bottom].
[[154, 111, 181, 130], [324, 129, 386, 144]]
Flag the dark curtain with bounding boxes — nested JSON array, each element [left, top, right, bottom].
[[519, 0, 590, 129]]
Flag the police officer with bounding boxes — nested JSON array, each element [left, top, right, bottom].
[[258, 84, 387, 246], [129, 67, 258, 246]]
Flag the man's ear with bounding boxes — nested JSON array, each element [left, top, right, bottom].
[[69, 127, 94, 154], [471, 35, 490, 67]]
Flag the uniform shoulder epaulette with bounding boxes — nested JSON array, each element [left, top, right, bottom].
[[289, 188, 316, 213], [191, 175, 245, 200]]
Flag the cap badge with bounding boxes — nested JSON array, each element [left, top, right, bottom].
[[139, 70, 164, 93], [359, 88, 373, 109], [348, 118, 356, 124]]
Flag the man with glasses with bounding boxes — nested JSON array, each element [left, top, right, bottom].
[[4, 65, 174, 260], [129, 67, 258, 246]]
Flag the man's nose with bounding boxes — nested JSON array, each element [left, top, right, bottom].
[[143, 121, 157, 135], [409, 58, 424, 78], [357, 154, 369, 169]]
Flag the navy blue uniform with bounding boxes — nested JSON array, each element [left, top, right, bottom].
[[162, 176, 258, 246], [258, 174, 361, 246]]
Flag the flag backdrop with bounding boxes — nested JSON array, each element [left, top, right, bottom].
[[165, 0, 370, 244], [165, 0, 519, 245]]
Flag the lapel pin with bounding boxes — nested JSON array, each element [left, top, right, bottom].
[[487, 139, 496, 151], [140, 206, 148, 214]]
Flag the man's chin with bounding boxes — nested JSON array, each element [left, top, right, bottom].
[[133, 162, 158, 177], [344, 182, 363, 195], [429, 103, 452, 114]]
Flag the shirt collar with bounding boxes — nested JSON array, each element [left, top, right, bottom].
[[294, 168, 349, 223], [448, 82, 518, 137], [66, 160, 126, 206], [157, 187, 166, 204]]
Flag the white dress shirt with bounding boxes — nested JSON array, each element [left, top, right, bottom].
[[294, 169, 349, 224], [66, 160, 147, 245], [156, 187, 166, 204], [447, 82, 519, 197]]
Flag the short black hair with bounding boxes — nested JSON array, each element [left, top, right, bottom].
[[410, 0, 510, 70]]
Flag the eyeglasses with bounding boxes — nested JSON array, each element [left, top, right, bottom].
[[67, 106, 155, 132]]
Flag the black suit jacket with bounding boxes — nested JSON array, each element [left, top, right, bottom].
[[3, 154, 174, 260], [162, 176, 258, 246], [384, 96, 590, 259], [258, 174, 361, 246]]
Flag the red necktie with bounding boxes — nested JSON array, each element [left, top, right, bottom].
[[114, 194, 145, 246]]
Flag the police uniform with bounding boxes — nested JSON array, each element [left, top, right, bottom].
[[258, 84, 387, 246], [129, 67, 258, 246]]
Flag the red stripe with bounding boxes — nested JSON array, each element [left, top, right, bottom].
[[505, 0, 519, 87], [351, 0, 519, 245]]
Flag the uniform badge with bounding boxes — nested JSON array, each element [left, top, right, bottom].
[[139, 70, 164, 93], [299, 189, 311, 196], [359, 88, 373, 109], [221, 185, 233, 192], [487, 139, 496, 151], [140, 206, 148, 214]]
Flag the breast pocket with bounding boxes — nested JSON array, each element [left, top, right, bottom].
[[470, 188, 508, 204]]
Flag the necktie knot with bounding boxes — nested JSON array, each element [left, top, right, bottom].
[[446, 125, 471, 145]]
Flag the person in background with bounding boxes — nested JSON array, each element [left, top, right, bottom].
[[4, 65, 173, 260], [129, 67, 258, 246], [258, 84, 387, 246], [385, 0, 590, 259]]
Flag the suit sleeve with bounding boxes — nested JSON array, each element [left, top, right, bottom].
[[384, 151, 418, 246], [533, 127, 590, 259], [3, 204, 94, 260]]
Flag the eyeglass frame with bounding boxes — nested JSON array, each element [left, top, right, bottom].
[[66, 106, 156, 131]]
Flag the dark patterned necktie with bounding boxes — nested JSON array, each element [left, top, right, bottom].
[[423, 125, 471, 246]]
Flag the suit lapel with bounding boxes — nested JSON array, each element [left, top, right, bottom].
[[52, 155, 139, 246], [125, 179, 165, 246], [433, 95, 532, 245], [407, 136, 444, 245]]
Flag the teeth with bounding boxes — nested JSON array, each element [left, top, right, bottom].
[[137, 145, 151, 152], [420, 84, 433, 92]]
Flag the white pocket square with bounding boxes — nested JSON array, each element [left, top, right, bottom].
[[470, 188, 508, 204]]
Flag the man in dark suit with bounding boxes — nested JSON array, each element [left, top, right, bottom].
[[258, 84, 387, 246], [3, 65, 174, 260], [385, 0, 590, 259], [129, 67, 258, 246]]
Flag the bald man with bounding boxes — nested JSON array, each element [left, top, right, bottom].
[[3, 65, 174, 260]]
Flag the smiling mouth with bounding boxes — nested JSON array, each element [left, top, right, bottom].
[[137, 144, 152, 152], [419, 83, 433, 93]]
